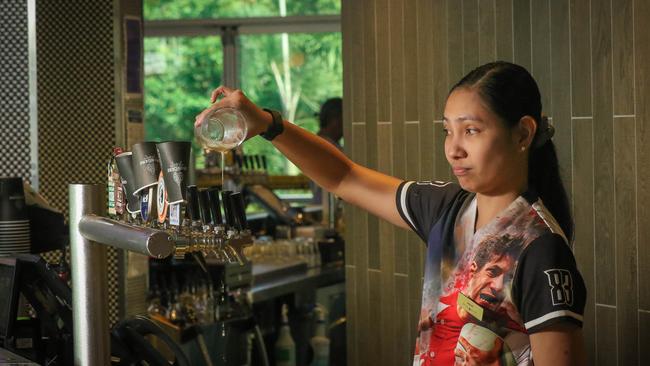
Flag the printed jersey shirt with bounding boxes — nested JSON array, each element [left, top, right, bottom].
[[396, 181, 586, 366]]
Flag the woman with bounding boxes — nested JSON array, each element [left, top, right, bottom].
[[196, 61, 586, 365]]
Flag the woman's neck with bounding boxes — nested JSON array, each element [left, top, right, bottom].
[[474, 191, 521, 232]]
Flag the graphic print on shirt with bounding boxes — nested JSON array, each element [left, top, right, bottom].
[[412, 194, 562, 366]]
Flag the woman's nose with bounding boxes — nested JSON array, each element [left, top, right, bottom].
[[445, 135, 467, 160]]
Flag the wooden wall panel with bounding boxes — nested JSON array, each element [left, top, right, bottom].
[[447, 0, 464, 89], [462, 0, 479, 73], [590, 0, 616, 306], [570, 0, 592, 117], [375, 0, 391, 122], [495, 0, 513, 61], [478, 0, 496, 64], [635, 0, 650, 311], [571, 118, 595, 363], [612, 0, 634, 115], [614, 116, 638, 365], [367, 271, 382, 366], [531, 0, 551, 114], [512, 0, 531, 70], [417, 0, 435, 181], [595, 305, 617, 366], [404, 0, 419, 121], [549, 0, 573, 198]]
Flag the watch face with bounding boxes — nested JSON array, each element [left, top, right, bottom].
[[157, 171, 168, 223]]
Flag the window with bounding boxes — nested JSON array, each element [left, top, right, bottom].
[[143, 0, 341, 176]]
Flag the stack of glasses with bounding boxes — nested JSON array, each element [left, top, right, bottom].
[[0, 177, 30, 256]]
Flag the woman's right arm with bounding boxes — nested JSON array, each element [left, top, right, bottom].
[[197, 86, 410, 230]]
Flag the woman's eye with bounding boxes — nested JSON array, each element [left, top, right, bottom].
[[442, 128, 450, 136], [465, 128, 479, 135]]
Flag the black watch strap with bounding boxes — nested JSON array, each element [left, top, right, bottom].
[[261, 108, 284, 141]]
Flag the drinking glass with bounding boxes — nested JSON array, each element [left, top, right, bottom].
[[194, 107, 248, 152]]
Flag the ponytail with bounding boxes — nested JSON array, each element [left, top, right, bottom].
[[529, 142, 574, 241]]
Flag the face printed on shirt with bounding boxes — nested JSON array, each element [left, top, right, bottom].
[[465, 254, 515, 313]]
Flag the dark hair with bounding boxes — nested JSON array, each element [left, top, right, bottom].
[[473, 234, 524, 270], [319, 97, 342, 129], [450, 61, 574, 241]]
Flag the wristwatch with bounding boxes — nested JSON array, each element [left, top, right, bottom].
[[261, 108, 284, 141]]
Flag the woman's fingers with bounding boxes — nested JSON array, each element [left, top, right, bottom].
[[210, 85, 235, 103]]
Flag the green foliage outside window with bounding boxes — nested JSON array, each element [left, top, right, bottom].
[[143, 0, 342, 175], [145, 0, 340, 19]]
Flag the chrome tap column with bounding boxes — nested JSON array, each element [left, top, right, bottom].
[[69, 183, 110, 366]]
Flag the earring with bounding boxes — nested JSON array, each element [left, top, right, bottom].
[[520, 146, 526, 152]]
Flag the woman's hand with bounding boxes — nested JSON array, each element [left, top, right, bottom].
[[194, 86, 273, 140]]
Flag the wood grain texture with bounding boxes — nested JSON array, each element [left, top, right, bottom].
[[395, 275, 412, 366], [379, 225, 397, 365], [595, 305, 617, 366], [345, 265, 358, 366], [432, 0, 449, 119], [363, 0, 378, 172], [495, 0, 513, 61], [350, 0, 365, 123], [635, 0, 650, 310], [367, 270, 382, 366], [614, 116, 638, 365], [375, 0, 391, 122], [389, 0, 406, 180], [478, 0, 496, 64], [612, 0, 634, 115], [404, 0, 419, 122], [417, 0, 434, 182], [591, 0, 616, 306], [447, 0, 464, 89], [550, 0, 573, 200], [462, 0, 479, 73], [571, 118, 595, 362], [512, 0, 531, 70], [570, 0, 592, 117], [531, 0, 552, 114], [640, 311, 650, 363]]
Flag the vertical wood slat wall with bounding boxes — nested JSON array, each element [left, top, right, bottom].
[[341, 0, 649, 364]]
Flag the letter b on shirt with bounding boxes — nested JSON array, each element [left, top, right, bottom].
[[544, 269, 574, 306]]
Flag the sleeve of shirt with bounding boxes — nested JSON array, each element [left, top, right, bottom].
[[512, 233, 587, 333], [394, 181, 462, 242]]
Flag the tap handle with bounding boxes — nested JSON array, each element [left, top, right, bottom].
[[261, 155, 268, 171], [198, 188, 212, 225], [207, 186, 223, 225], [230, 191, 248, 231], [254, 155, 262, 171], [186, 185, 201, 222], [221, 190, 236, 228]]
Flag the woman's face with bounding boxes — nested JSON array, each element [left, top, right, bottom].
[[443, 88, 525, 195]]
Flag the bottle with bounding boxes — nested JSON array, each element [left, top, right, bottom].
[[310, 305, 330, 366], [275, 303, 296, 366]]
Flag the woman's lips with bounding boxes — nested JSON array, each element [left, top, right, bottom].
[[452, 167, 470, 176]]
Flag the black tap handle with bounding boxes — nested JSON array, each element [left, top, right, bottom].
[[229, 192, 248, 231], [254, 155, 262, 171], [186, 185, 201, 222], [261, 155, 268, 171], [207, 186, 223, 225], [243, 154, 250, 170], [221, 190, 236, 228], [198, 189, 212, 225]]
